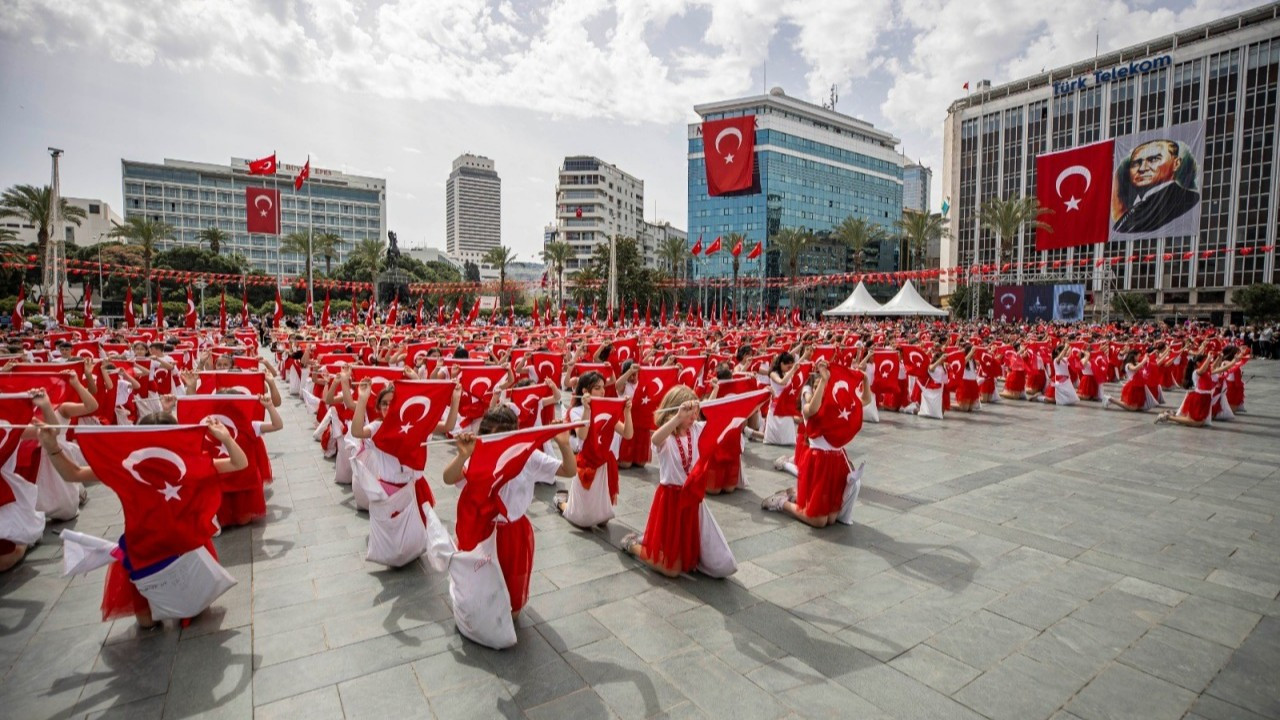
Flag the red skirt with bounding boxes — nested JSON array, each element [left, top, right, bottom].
[[102, 541, 219, 621], [955, 379, 980, 403], [703, 457, 741, 492], [619, 426, 653, 466], [217, 488, 267, 527], [1004, 370, 1025, 393], [1077, 375, 1099, 400], [1227, 382, 1244, 408], [796, 448, 851, 518], [1026, 371, 1045, 394], [640, 485, 700, 574], [1177, 392, 1211, 423], [1120, 379, 1149, 408], [979, 377, 996, 395], [495, 516, 534, 613]]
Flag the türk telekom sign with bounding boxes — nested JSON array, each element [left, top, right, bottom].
[[1053, 54, 1173, 96]]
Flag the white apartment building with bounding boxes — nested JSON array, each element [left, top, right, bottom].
[[552, 156, 646, 273], [2, 196, 122, 247], [445, 154, 501, 265]]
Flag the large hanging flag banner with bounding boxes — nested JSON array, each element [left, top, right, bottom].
[[1035, 140, 1114, 251], [245, 187, 280, 235], [1110, 123, 1204, 239], [701, 115, 756, 196]]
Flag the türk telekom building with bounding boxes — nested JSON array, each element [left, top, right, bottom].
[[941, 2, 1280, 320]]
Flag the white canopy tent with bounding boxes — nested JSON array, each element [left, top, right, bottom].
[[822, 282, 884, 316], [872, 281, 949, 317]]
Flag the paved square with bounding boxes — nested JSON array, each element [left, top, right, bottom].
[[3, 362, 1279, 719]]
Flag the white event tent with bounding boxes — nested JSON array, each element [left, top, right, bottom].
[[822, 282, 883, 316], [824, 280, 948, 317]]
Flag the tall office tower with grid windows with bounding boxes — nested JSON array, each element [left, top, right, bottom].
[[446, 154, 501, 266]]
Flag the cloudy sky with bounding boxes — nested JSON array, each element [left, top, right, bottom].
[[0, 0, 1263, 260]]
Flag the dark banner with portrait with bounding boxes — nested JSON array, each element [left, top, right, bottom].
[[993, 286, 1024, 322], [1024, 285, 1054, 322], [1110, 122, 1205, 240], [1053, 284, 1085, 322]]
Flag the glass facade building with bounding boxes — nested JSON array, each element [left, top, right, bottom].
[[687, 89, 905, 303], [903, 162, 932, 213], [121, 157, 386, 277], [942, 3, 1280, 318]]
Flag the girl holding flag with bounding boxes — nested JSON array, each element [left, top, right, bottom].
[[553, 371, 632, 528]]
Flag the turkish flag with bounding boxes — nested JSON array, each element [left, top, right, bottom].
[[241, 284, 250, 326], [219, 290, 227, 333], [455, 422, 581, 551], [806, 364, 864, 448], [702, 115, 756, 196], [674, 355, 706, 388], [706, 236, 723, 255], [405, 341, 437, 369], [294, 157, 310, 191], [305, 293, 314, 326], [899, 344, 929, 377], [196, 371, 266, 396], [509, 384, 554, 428], [0, 372, 70, 405], [185, 286, 197, 329], [580, 396, 626, 471], [245, 187, 280, 235], [75, 425, 220, 569], [371, 380, 454, 471], [1035, 140, 1114, 251], [56, 287, 65, 325], [0, 395, 38, 520], [386, 296, 399, 325], [731, 237, 743, 256], [747, 241, 762, 260], [610, 337, 639, 373], [82, 283, 94, 327], [944, 349, 965, 387], [248, 153, 277, 175], [321, 289, 331, 327], [273, 286, 283, 325], [685, 389, 769, 495], [690, 235, 703, 256], [175, 395, 265, 490], [123, 286, 135, 328], [465, 298, 481, 326], [871, 350, 900, 394], [994, 286, 1024, 322], [11, 283, 24, 327], [459, 365, 508, 424], [529, 352, 563, 385], [634, 365, 679, 430]]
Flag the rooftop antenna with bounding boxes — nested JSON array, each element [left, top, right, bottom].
[[822, 84, 839, 111]]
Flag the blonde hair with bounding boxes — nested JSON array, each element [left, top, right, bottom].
[[655, 385, 697, 424]]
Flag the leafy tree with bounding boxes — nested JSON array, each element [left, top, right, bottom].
[[197, 226, 227, 255], [541, 241, 572, 307], [482, 245, 516, 301], [313, 232, 345, 275], [895, 211, 945, 271], [1111, 292, 1153, 320], [948, 283, 993, 319], [590, 236, 655, 309], [656, 235, 687, 305], [1234, 283, 1280, 321], [109, 216, 175, 297], [0, 183, 87, 272], [572, 264, 601, 306], [835, 217, 887, 273], [279, 232, 314, 297], [979, 196, 1052, 267], [770, 227, 811, 309], [463, 260, 481, 283]]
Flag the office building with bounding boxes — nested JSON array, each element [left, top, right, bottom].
[[941, 3, 1280, 318], [120, 157, 385, 276], [552, 156, 646, 273], [903, 161, 932, 213], [641, 220, 688, 272], [446, 154, 501, 265], [687, 88, 905, 311]]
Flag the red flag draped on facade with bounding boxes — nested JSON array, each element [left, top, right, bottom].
[[123, 286, 135, 328], [247, 153, 277, 175], [245, 187, 280, 235], [1035, 140, 1115, 251], [701, 115, 756, 196], [75, 426, 220, 569], [185, 286, 197, 329]]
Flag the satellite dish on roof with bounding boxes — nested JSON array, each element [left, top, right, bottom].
[[769, 87, 785, 96]]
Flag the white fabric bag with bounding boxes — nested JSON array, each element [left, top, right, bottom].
[[1, 454, 45, 546], [60, 530, 118, 576], [837, 462, 865, 526], [35, 439, 84, 521], [863, 396, 880, 424], [561, 470, 614, 528], [421, 504, 516, 649], [918, 386, 945, 420], [696, 503, 737, 578], [1053, 378, 1079, 406], [366, 483, 428, 568], [133, 546, 237, 621]]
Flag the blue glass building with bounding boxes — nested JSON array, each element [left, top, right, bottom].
[[687, 88, 905, 309]]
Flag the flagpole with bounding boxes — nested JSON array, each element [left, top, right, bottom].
[[307, 160, 314, 312]]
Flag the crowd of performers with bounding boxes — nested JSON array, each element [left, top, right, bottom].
[[0, 316, 1253, 649]]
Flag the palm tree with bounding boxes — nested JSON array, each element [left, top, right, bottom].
[[197, 226, 227, 255], [0, 183, 87, 275], [349, 237, 385, 290], [770, 227, 811, 311], [483, 245, 516, 302], [724, 232, 747, 309], [109, 216, 175, 297], [834, 216, 886, 273], [979, 196, 1052, 271], [280, 232, 314, 295], [895, 211, 945, 272], [657, 235, 687, 305], [541, 241, 572, 307], [313, 232, 345, 275], [572, 265, 600, 306]]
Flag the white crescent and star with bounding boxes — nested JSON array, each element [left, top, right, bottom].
[[1001, 292, 1017, 307], [254, 193, 274, 218], [714, 127, 743, 164], [493, 441, 536, 482], [469, 377, 494, 397], [123, 447, 188, 502], [537, 360, 555, 379], [1054, 165, 1091, 212], [877, 360, 894, 378], [399, 395, 432, 429]]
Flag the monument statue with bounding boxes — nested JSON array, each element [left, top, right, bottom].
[[386, 230, 401, 268]]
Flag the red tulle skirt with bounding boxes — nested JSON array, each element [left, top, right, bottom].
[[703, 456, 741, 492], [217, 488, 267, 527], [1026, 372, 1045, 394], [1120, 379, 1149, 409], [619, 426, 653, 466], [1227, 382, 1244, 408], [979, 377, 996, 395], [640, 484, 700, 574], [955, 379, 980, 403], [102, 541, 219, 621], [1004, 370, 1026, 393], [1077, 375, 1100, 400], [1177, 392, 1211, 422], [875, 388, 901, 410], [495, 516, 534, 613], [796, 448, 851, 518]]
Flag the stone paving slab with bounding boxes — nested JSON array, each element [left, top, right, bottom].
[[2, 360, 1280, 719]]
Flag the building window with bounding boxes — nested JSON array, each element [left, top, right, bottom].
[[1198, 48, 1240, 289], [1172, 59, 1203, 124], [1077, 86, 1103, 144], [1236, 39, 1278, 286], [1138, 68, 1168, 131], [1108, 77, 1136, 137], [1052, 94, 1074, 150]]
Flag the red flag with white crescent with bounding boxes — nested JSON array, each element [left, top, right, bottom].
[[634, 365, 679, 430], [185, 286, 197, 329], [321, 289, 331, 327], [685, 388, 769, 493], [247, 153, 276, 175], [83, 283, 94, 327], [529, 352, 563, 385], [241, 283, 250, 326], [747, 241, 762, 260], [458, 365, 508, 424], [273, 286, 283, 326], [175, 395, 265, 490], [371, 380, 455, 471], [293, 157, 310, 191], [123, 286, 135, 328], [701, 115, 756, 196], [805, 363, 864, 448], [1035, 140, 1114, 251]]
